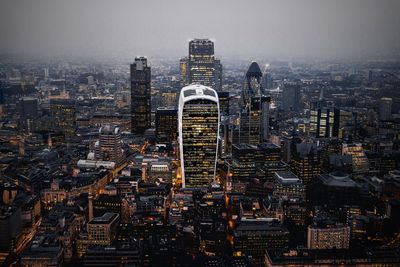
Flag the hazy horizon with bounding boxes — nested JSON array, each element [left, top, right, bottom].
[[1, 0, 400, 61]]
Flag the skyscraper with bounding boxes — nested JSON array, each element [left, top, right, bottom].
[[155, 107, 178, 142], [50, 99, 76, 137], [178, 84, 220, 188], [19, 97, 38, 133], [179, 57, 189, 88], [310, 100, 339, 138], [97, 125, 124, 164], [281, 82, 300, 112], [130, 57, 151, 134], [263, 65, 273, 89], [239, 62, 269, 145], [183, 39, 222, 91], [379, 97, 392, 121]]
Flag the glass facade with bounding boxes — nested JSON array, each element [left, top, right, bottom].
[[188, 39, 222, 91], [239, 62, 269, 145], [179, 85, 219, 188]]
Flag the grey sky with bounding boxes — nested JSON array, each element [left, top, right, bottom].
[[1, 0, 399, 60]]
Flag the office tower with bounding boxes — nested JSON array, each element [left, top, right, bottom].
[[307, 223, 350, 249], [337, 109, 356, 139], [19, 97, 38, 119], [290, 142, 321, 188], [259, 143, 287, 181], [187, 39, 222, 91], [233, 219, 289, 266], [263, 68, 273, 89], [313, 171, 368, 208], [281, 82, 300, 112], [50, 99, 76, 137], [310, 100, 340, 138], [342, 143, 369, 175], [230, 143, 285, 191], [379, 97, 392, 121], [130, 57, 151, 134], [231, 144, 262, 188], [19, 97, 38, 133], [273, 171, 306, 201], [161, 89, 178, 107], [44, 67, 49, 80], [217, 91, 229, 116], [155, 107, 178, 142], [98, 125, 123, 164], [178, 85, 220, 188], [93, 194, 126, 220], [87, 213, 119, 246], [239, 62, 269, 145], [214, 58, 223, 91], [179, 57, 189, 88]]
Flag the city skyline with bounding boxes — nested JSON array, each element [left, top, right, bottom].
[[1, 0, 400, 60], [1, 1, 400, 266]]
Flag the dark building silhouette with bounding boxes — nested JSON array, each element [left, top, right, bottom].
[[50, 99, 76, 137], [131, 57, 151, 134], [155, 107, 178, 142], [281, 82, 300, 112]]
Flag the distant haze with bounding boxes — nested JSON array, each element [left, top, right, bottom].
[[1, 0, 399, 60]]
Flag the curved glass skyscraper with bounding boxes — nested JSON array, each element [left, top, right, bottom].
[[178, 84, 220, 189], [239, 61, 270, 144]]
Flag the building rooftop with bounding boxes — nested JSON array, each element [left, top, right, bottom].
[[274, 171, 300, 184], [319, 171, 357, 187], [89, 212, 119, 225]]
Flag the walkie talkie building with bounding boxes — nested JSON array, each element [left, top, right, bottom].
[[178, 84, 220, 189]]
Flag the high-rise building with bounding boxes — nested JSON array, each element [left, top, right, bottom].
[[281, 82, 300, 112], [240, 62, 269, 144], [342, 143, 369, 175], [185, 39, 222, 91], [217, 91, 229, 116], [179, 57, 189, 88], [97, 125, 124, 164], [161, 89, 178, 108], [130, 57, 151, 134], [178, 85, 220, 188], [155, 107, 178, 142], [19, 97, 38, 119], [379, 97, 392, 121], [214, 58, 223, 91], [19, 97, 38, 133], [263, 67, 273, 89], [230, 143, 286, 191], [230, 144, 263, 187], [310, 100, 339, 138], [233, 219, 289, 266], [307, 222, 350, 249], [290, 142, 321, 188], [273, 171, 306, 202], [87, 212, 119, 246], [50, 99, 76, 137]]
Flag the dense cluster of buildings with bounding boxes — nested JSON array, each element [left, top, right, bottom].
[[0, 38, 399, 266]]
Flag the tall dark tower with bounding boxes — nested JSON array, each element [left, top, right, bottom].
[[130, 57, 151, 134]]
